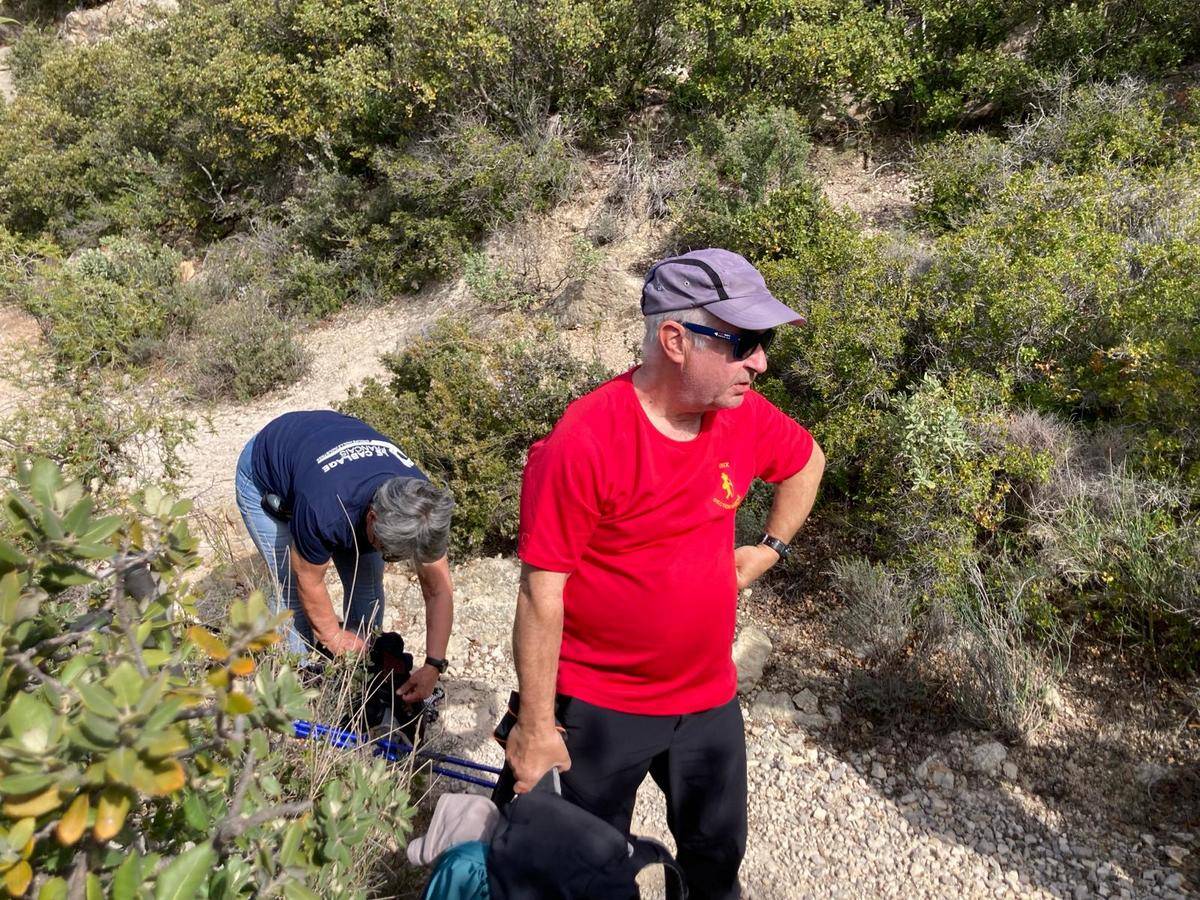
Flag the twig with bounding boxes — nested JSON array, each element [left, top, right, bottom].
[[212, 801, 312, 854]]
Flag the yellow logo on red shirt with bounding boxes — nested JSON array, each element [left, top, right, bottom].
[[712, 462, 743, 510]]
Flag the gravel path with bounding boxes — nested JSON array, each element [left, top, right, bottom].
[[382, 557, 1195, 900]]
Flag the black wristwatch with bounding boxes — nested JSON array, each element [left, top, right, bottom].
[[424, 655, 449, 674], [759, 533, 791, 560]]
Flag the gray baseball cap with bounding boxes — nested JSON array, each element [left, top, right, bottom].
[[640, 248, 805, 329]]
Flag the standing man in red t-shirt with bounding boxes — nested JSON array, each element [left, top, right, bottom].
[[500, 248, 825, 899]]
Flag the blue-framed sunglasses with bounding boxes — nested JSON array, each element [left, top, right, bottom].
[[682, 323, 776, 360]]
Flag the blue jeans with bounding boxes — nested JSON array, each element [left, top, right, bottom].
[[234, 436, 385, 655]]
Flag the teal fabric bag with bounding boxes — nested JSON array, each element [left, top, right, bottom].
[[422, 840, 491, 900]]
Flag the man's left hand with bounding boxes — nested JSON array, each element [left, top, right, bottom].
[[734, 543, 780, 590], [398, 664, 440, 703]]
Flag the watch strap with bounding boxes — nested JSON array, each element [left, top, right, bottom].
[[424, 655, 449, 674], [759, 533, 791, 559]]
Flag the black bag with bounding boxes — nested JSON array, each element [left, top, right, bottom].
[[487, 769, 687, 900], [360, 632, 438, 746]]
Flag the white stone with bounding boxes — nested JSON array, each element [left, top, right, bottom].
[[793, 688, 820, 714], [1163, 845, 1188, 866], [733, 626, 773, 694], [751, 691, 795, 724], [970, 741, 1008, 776], [796, 712, 829, 730]]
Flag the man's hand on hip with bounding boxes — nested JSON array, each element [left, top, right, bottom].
[[507, 721, 571, 794], [734, 543, 780, 590]]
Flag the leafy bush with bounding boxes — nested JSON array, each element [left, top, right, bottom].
[[832, 557, 912, 662], [927, 155, 1200, 475], [944, 562, 1063, 742], [182, 296, 309, 402], [0, 460, 414, 897], [916, 79, 1199, 229], [283, 116, 578, 293], [675, 0, 915, 121], [1030, 466, 1200, 669], [18, 236, 192, 372], [341, 318, 608, 554], [0, 368, 194, 497], [192, 228, 348, 321]]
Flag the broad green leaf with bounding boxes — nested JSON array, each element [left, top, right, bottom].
[[73, 543, 115, 560], [61, 496, 93, 535], [112, 851, 145, 900], [59, 656, 91, 685], [7, 816, 35, 849], [105, 747, 138, 787], [141, 649, 170, 668], [181, 792, 209, 831], [86, 872, 103, 900], [142, 697, 184, 734], [0, 540, 25, 568], [106, 662, 145, 710], [41, 509, 65, 541], [40, 563, 96, 588], [0, 771, 53, 796], [153, 842, 215, 900], [282, 883, 321, 900], [140, 727, 188, 760], [80, 516, 122, 544], [38, 877, 68, 900], [78, 683, 120, 719], [80, 712, 120, 747], [278, 817, 307, 866], [249, 731, 269, 758], [28, 459, 62, 508], [6, 692, 54, 753]]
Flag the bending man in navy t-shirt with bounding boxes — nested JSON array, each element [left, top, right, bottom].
[[234, 411, 455, 702]]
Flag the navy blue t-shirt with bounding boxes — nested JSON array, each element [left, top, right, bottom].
[[251, 411, 428, 564]]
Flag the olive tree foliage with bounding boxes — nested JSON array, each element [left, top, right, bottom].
[[0, 461, 412, 899]]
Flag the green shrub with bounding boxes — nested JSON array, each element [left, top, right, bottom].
[[915, 80, 1199, 229], [1030, 466, 1200, 669], [183, 296, 309, 402], [0, 460, 414, 897], [20, 236, 192, 372], [341, 318, 608, 555], [927, 155, 1200, 475], [675, 0, 915, 121], [0, 368, 194, 496]]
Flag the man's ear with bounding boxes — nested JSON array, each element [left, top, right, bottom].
[[659, 321, 689, 364]]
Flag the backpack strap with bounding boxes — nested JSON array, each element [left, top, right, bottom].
[[629, 837, 688, 900]]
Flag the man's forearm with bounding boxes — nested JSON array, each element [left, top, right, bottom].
[[296, 579, 341, 641], [417, 557, 454, 660], [512, 565, 566, 730], [764, 441, 826, 543]]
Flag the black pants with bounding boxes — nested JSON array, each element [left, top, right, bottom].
[[494, 695, 747, 900]]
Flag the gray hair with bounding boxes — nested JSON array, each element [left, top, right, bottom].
[[371, 477, 455, 563], [641, 306, 721, 358]]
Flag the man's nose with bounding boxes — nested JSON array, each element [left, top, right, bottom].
[[744, 344, 769, 375]]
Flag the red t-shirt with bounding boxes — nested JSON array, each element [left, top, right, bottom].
[[517, 369, 814, 715]]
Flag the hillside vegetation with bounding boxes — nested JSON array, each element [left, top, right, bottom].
[[1, 0, 1199, 896]]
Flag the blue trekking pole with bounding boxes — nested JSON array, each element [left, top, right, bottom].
[[293, 719, 502, 789]]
